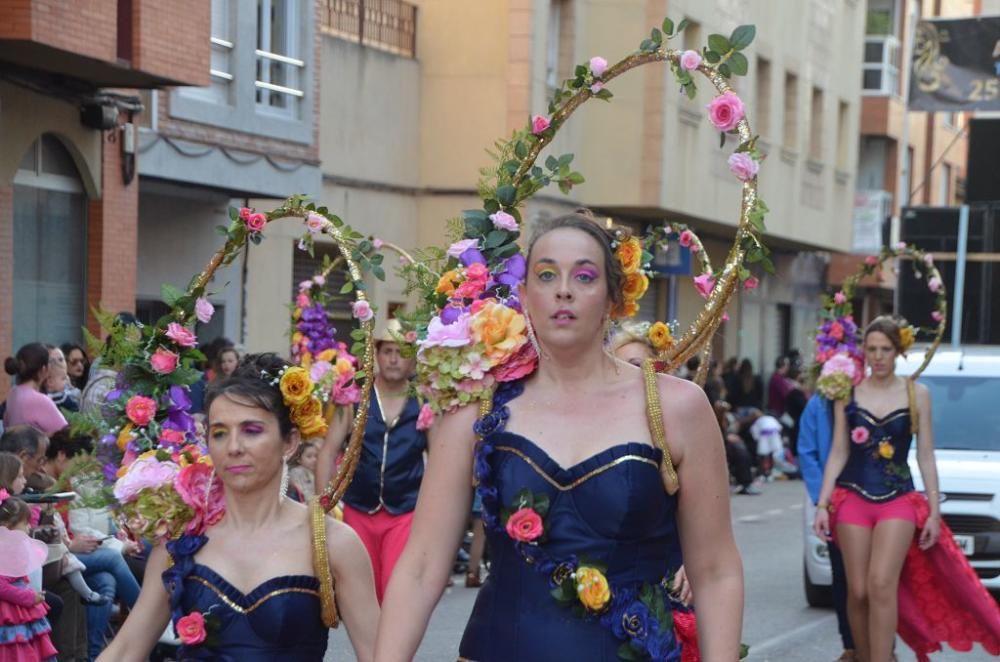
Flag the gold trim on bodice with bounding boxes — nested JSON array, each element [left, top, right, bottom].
[[188, 576, 320, 615], [494, 445, 659, 491]]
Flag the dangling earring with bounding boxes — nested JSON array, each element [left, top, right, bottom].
[[524, 310, 549, 360], [203, 468, 216, 509], [279, 459, 289, 504], [602, 315, 621, 374]]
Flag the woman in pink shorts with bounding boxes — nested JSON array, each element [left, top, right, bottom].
[[815, 316, 937, 661]]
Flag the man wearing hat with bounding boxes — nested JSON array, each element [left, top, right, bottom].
[[317, 318, 426, 603]]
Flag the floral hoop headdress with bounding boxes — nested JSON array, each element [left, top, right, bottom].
[[394, 20, 767, 415], [812, 243, 947, 401]]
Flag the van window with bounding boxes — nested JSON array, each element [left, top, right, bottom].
[[920, 376, 1000, 451]]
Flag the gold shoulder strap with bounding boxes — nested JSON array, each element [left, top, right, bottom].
[[309, 496, 339, 628], [642, 359, 680, 495], [907, 378, 919, 437]]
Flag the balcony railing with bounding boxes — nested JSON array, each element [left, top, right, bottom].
[[320, 0, 417, 58], [862, 35, 900, 96]]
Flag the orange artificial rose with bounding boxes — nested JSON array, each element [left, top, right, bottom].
[[575, 566, 611, 612], [622, 272, 649, 301], [612, 300, 640, 319], [468, 301, 527, 365], [616, 237, 643, 274], [291, 396, 322, 428], [435, 269, 463, 296], [279, 367, 314, 406], [648, 322, 673, 352]]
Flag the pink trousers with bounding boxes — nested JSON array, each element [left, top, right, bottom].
[[342, 505, 415, 603]]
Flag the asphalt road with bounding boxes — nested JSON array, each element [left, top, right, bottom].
[[327, 480, 997, 661]]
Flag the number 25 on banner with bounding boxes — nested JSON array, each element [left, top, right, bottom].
[[969, 78, 999, 102]]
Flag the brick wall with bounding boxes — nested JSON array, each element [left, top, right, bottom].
[[132, 0, 210, 86], [86, 122, 138, 339], [0, 184, 12, 400], [0, 0, 117, 63]]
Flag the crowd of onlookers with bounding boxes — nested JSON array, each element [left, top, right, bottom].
[[680, 351, 813, 496], [0, 318, 324, 661]]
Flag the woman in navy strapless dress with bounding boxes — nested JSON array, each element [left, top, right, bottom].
[[375, 214, 743, 661], [99, 354, 379, 661]]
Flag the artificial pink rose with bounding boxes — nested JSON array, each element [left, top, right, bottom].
[[313, 274, 326, 286], [296, 293, 311, 308], [834, 291, 847, 305], [165, 322, 197, 348], [305, 212, 325, 235], [373, 238, 385, 249], [404, 331, 418, 343], [159, 428, 186, 447], [694, 273, 715, 299], [420, 313, 472, 349], [829, 321, 845, 342], [506, 507, 544, 543], [447, 239, 479, 258], [680, 50, 702, 71], [245, 212, 267, 233], [727, 152, 759, 181], [352, 300, 374, 322], [743, 276, 759, 291], [679, 230, 694, 247], [531, 115, 550, 135], [238, 208, 252, 222], [865, 255, 879, 267], [454, 279, 487, 301], [589, 56, 608, 77], [465, 263, 489, 281], [113, 457, 180, 503], [176, 611, 207, 646], [299, 280, 313, 292], [851, 356, 865, 385], [194, 297, 214, 324], [150, 347, 179, 375], [927, 276, 943, 293], [493, 341, 539, 382], [125, 395, 158, 426], [175, 462, 225, 535], [309, 360, 333, 382], [706, 91, 745, 132], [333, 374, 361, 406], [816, 349, 834, 364], [590, 82, 604, 94], [931, 310, 944, 323], [850, 426, 870, 445], [416, 404, 435, 431], [490, 211, 518, 232]]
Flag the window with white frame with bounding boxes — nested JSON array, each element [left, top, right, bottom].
[[862, 0, 900, 95], [180, 0, 234, 104], [256, 0, 305, 117]]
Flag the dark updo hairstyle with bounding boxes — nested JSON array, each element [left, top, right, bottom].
[[204, 353, 294, 438], [46, 429, 93, 461], [526, 210, 627, 311], [864, 315, 905, 354], [0, 494, 31, 530], [4, 342, 50, 385]]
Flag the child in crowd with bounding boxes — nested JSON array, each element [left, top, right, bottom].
[[0, 453, 106, 606], [0, 490, 58, 661], [288, 442, 320, 501]]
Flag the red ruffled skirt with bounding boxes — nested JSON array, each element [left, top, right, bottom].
[[831, 487, 1000, 661]]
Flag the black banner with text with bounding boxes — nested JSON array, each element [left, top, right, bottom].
[[908, 16, 1000, 111]]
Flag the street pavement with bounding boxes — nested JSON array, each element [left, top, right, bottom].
[[327, 480, 997, 661]]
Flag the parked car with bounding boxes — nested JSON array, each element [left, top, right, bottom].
[[803, 346, 1000, 607]]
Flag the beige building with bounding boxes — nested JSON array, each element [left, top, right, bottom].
[[239, 0, 867, 375]]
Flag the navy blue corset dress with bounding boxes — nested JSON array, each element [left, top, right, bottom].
[[459, 381, 687, 662], [837, 399, 915, 501], [162, 535, 328, 661]]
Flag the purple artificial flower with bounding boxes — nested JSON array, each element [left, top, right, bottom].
[[106, 388, 123, 402], [103, 462, 119, 484], [496, 253, 526, 288], [460, 247, 487, 267], [167, 385, 192, 412], [166, 409, 196, 435], [440, 305, 464, 325]]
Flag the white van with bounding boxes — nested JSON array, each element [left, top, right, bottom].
[[803, 346, 1000, 606]]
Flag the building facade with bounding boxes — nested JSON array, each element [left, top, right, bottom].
[[0, 0, 209, 398]]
